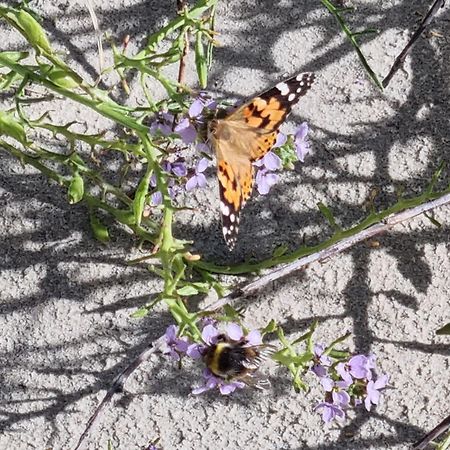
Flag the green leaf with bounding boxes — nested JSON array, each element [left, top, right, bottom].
[[261, 319, 277, 335], [0, 111, 26, 144], [90, 212, 110, 243], [317, 201, 340, 230], [436, 323, 450, 335], [194, 30, 208, 89], [46, 67, 82, 89], [67, 172, 84, 204], [114, 209, 136, 225], [0, 51, 28, 63], [272, 245, 288, 258], [13, 9, 53, 55], [133, 165, 152, 226], [177, 285, 199, 296], [131, 307, 148, 318]]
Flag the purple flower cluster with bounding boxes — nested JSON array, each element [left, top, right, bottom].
[[253, 122, 311, 195], [158, 322, 263, 396], [312, 345, 389, 423]]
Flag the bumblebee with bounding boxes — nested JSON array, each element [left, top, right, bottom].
[[203, 333, 273, 388]]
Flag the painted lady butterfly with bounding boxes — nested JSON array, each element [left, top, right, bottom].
[[208, 72, 315, 249]]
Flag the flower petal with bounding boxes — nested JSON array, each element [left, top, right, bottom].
[[195, 173, 207, 189], [192, 385, 211, 395], [171, 161, 187, 177], [196, 142, 211, 154], [202, 325, 219, 345], [186, 343, 203, 359], [151, 191, 163, 206], [219, 383, 237, 395], [196, 157, 209, 173], [374, 374, 389, 390], [174, 118, 197, 144], [295, 122, 309, 141], [185, 175, 198, 192], [189, 99, 204, 118], [321, 377, 334, 392], [262, 151, 282, 170], [226, 323, 243, 341], [273, 132, 287, 148], [246, 329, 262, 346]]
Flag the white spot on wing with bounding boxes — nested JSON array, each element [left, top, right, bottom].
[[220, 201, 230, 216], [288, 93, 296, 101], [276, 82, 289, 96], [230, 213, 235, 223]]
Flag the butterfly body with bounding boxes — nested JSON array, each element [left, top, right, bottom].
[[209, 72, 315, 249]]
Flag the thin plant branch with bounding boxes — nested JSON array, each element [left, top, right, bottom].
[[177, 0, 189, 88], [84, 0, 104, 81], [412, 413, 450, 449], [382, 0, 446, 88], [74, 346, 158, 450], [204, 192, 450, 311]]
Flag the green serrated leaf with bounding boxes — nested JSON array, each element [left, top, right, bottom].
[[177, 285, 199, 296], [67, 172, 84, 204], [317, 201, 340, 230], [0, 111, 26, 144], [15, 9, 53, 55], [272, 245, 288, 258], [131, 307, 148, 318], [0, 51, 28, 63], [90, 212, 110, 243], [261, 319, 277, 335], [436, 323, 450, 335]]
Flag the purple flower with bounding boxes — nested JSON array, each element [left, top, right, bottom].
[[254, 151, 282, 195], [192, 368, 246, 396], [294, 122, 311, 162], [160, 325, 189, 361], [315, 402, 346, 423], [149, 112, 174, 137], [332, 389, 350, 408], [151, 191, 163, 206], [171, 161, 187, 177], [364, 374, 389, 411], [337, 354, 374, 383], [348, 355, 373, 380], [196, 142, 211, 155], [254, 151, 282, 171], [312, 343, 332, 378], [255, 169, 279, 195], [336, 362, 354, 386], [186, 158, 208, 191], [187, 324, 220, 359], [174, 117, 197, 144], [189, 98, 205, 118], [189, 94, 217, 119]]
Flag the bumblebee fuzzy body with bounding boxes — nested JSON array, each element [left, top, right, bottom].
[[204, 334, 271, 385]]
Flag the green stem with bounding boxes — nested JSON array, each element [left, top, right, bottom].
[[320, 0, 383, 89], [194, 187, 450, 275]]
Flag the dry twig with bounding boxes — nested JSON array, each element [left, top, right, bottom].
[[383, 0, 446, 88]]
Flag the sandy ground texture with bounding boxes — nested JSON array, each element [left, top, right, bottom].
[[1, 0, 450, 449]]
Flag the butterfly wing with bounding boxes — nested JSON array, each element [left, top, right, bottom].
[[212, 72, 315, 248]]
